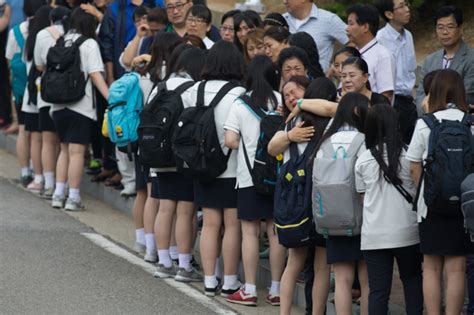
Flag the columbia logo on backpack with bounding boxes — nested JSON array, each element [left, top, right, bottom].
[[414, 112, 474, 216]]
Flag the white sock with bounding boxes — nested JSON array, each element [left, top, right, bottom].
[[34, 174, 43, 184], [68, 188, 80, 201], [21, 168, 29, 177], [223, 275, 239, 290], [204, 275, 218, 288], [53, 182, 66, 197], [145, 233, 156, 254], [43, 172, 55, 189], [169, 245, 179, 260], [269, 281, 280, 296], [158, 249, 172, 268], [135, 228, 145, 245], [244, 283, 257, 295], [179, 253, 192, 271], [214, 257, 222, 279]]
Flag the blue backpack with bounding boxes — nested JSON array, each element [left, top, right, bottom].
[[274, 126, 317, 248], [414, 112, 474, 216], [107, 72, 143, 157], [10, 25, 27, 103]]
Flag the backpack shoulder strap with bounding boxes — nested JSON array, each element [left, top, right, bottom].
[[462, 112, 473, 125], [196, 81, 206, 107], [208, 82, 235, 108], [174, 80, 195, 95], [73, 35, 89, 48], [13, 25, 25, 50], [239, 94, 266, 120], [421, 113, 437, 130], [346, 133, 365, 157], [370, 148, 413, 204]]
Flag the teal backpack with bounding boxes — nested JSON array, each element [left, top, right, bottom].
[[107, 72, 143, 159], [10, 25, 27, 103]]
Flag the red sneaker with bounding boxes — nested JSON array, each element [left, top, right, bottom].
[[226, 288, 257, 306], [266, 294, 280, 306]]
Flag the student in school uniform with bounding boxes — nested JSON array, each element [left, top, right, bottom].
[[152, 47, 207, 282], [181, 40, 246, 297], [33, 6, 70, 199], [4, 0, 43, 187], [407, 69, 474, 315], [224, 55, 286, 306], [313, 92, 370, 315], [355, 103, 423, 314], [268, 76, 335, 314], [50, 7, 108, 211], [22, 5, 52, 194]]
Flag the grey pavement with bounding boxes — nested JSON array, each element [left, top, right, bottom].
[[0, 177, 224, 315]]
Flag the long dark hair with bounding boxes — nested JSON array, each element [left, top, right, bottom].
[[25, 5, 53, 61], [364, 103, 404, 183], [173, 47, 207, 81], [147, 32, 183, 83], [50, 6, 71, 32], [302, 77, 336, 145], [315, 92, 369, 154], [428, 69, 468, 113], [245, 55, 279, 110], [288, 32, 324, 79], [69, 7, 98, 39], [202, 40, 245, 83]]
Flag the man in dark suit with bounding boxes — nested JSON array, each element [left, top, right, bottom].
[[415, 5, 474, 115]]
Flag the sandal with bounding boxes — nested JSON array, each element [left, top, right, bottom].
[[104, 173, 122, 187], [91, 169, 115, 182]]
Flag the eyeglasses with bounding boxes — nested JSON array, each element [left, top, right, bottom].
[[186, 17, 206, 25], [220, 26, 234, 33], [436, 24, 459, 33], [393, 1, 409, 10], [165, 2, 188, 12]]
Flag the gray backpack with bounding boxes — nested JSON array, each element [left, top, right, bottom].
[[312, 133, 364, 238], [461, 174, 474, 242]]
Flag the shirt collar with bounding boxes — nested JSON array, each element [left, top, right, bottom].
[[385, 23, 405, 41], [359, 38, 378, 54], [309, 4, 319, 19]]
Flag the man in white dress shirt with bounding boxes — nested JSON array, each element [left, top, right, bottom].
[[376, 0, 417, 143], [346, 4, 395, 103], [283, 0, 348, 73]]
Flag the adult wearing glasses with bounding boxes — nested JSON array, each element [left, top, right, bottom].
[[376, 0, 417, 145], [185, 4, 213, 49], [415, 5, 474, 116]]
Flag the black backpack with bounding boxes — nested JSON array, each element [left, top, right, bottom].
[[27, 61, 41, 105], [41, 35, 88, 104], [172, 81, 236, 181], [414, 113, 474, 216], [239, 94, 285, 195], [274, 124, 317, 248], [138, 80, 194, 168]]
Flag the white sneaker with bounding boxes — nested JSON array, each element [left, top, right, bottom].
[[51, 195, 66, 209], [120, 185, 136, 197], [64, 198, 84, 211], [144, 250, 157, 263], [134, 242, 146, 254]]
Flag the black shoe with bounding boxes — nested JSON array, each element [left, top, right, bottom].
[[204, 284, 221, 297], [221, 286, 241, 298]]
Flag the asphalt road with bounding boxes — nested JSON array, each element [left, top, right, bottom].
[[0, 177, 220, 314]]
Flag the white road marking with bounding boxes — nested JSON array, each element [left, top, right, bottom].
[[81, 232, 236, 315]]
